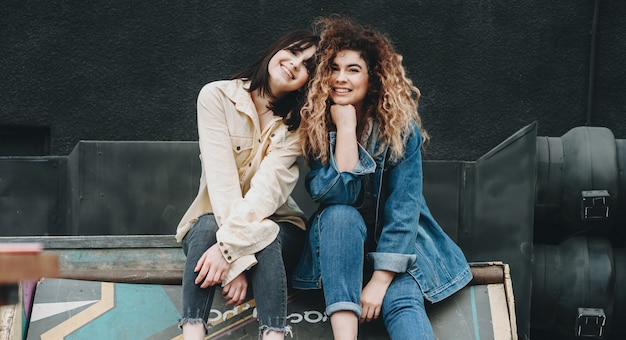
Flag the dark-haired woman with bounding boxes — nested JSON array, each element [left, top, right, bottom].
[[176, 30, 318, 340]]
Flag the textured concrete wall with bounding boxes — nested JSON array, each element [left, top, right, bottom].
[[1, 0, 624, 160]]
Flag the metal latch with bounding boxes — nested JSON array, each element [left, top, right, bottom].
[[581, 190, 610, 220], [576, 307, 606, 337]]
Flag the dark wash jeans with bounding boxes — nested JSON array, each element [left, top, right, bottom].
[[178, 213, 304, 337]]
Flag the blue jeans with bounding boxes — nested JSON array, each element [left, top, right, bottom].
[[315, 205, 435, 339], [178, 214, 304, 337]]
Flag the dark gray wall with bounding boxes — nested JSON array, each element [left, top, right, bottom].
[[1, 1, 624, 159]]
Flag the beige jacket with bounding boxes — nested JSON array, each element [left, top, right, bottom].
[[176, 79, 306, 285]]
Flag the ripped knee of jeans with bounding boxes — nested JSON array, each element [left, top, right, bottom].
[[177, 317, 209, 334], [259, 325, 293, 339]]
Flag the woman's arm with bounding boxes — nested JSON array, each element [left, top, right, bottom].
[[196, 83, 247, 228], [216, 125, 302, 261], [197, 83, 302, 264], [305, 134, 376, 205], [331, 104, 359, 171]]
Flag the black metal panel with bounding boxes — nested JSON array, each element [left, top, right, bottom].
[[465, 122, 538, 340], [422, 161, 464, 243], [0, 156, 67, 236], [71, 141, 200, 235]]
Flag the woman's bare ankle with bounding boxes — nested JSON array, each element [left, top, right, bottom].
[[330, 311, 358, 340]]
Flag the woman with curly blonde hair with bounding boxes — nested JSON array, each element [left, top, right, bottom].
[[292, 15, 472, 339]]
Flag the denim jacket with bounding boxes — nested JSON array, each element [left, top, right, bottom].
[[292, 122, 472, 303]]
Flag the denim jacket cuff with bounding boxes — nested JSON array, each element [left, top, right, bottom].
[[328, 132, 376, 175], [368, 252, 417, 273]]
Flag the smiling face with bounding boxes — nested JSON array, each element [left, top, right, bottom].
[[267, 44, 317, 98], [329, 49, 370, 113]]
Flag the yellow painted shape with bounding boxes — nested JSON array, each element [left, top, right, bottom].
[[41, 282, 115, 340]]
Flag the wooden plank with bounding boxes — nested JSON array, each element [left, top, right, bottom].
[[0, 304, 20, 340], [0, 237, 510, 287], [0, 254, 59, 283], [503, 263, 519, 339], [0, 235, 178, 249], [59, 270, 183, 284], [488, 283, 514, 339]]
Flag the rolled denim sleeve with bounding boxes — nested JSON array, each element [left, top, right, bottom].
[[306, 132, 376, 205], [371, 123, 424, 272], [367, 252, 417, 273]]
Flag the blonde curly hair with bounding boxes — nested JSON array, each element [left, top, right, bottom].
[[300, 15, 429, 163]]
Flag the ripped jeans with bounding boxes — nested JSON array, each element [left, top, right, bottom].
[[178, 213, 305, 338]]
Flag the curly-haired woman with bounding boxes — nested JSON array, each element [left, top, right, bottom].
[[291, 15, 472, 340]]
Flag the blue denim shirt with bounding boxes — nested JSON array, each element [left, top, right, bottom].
[[292, 122, 472, 303]]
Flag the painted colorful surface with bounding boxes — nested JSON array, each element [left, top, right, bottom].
[[25, 278, 512, 339]]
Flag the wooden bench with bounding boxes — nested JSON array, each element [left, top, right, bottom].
[[0, 235, 517, 340]]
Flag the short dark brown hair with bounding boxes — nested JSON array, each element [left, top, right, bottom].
[[232, 30, 319, 131]]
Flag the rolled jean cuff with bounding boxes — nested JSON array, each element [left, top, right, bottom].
[[326, 301, 361, 318], [177, 317, 208, 334]]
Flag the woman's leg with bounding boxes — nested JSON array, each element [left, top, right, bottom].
[[316, 205, 367, 340], [248, 222, 304, 339], [382, 272, 434, 340], [178, 214, 220, 339]]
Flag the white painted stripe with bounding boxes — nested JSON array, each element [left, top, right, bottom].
[[41, 282, 115, 340], [30, 300, 98, 322]]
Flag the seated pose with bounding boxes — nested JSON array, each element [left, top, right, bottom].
[[176, 30, 318, 340], [292, 15, 472, 340]]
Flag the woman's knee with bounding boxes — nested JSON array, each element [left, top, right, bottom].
[[319, 204, 361, 220], [183, 214, 218, 256], [317, 205, 366, 236]]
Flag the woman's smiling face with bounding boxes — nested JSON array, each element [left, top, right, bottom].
[[329, 49, 369, 112], [267, 44, 317, 97]]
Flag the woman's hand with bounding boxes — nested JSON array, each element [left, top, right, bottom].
[[330, 104, 358, 132], [222, 272, 248, 306], [194, 243, 230, 288], [360, 270, 395, 323], [330, 104, 359, 171]]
